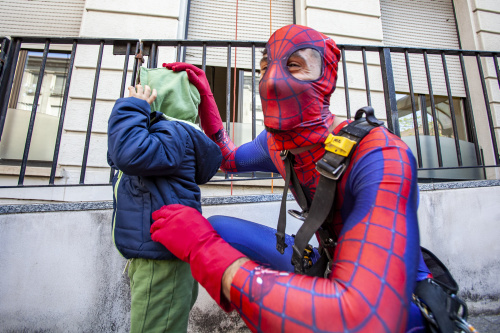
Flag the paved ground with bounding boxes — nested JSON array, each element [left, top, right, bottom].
[[467, 314, 500, 332]]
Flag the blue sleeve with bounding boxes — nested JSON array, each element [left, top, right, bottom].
[[234, 130, 278, 173], [107, 97, 186, 176]]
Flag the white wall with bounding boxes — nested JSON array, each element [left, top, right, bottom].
[[0, 184, 499, 332]]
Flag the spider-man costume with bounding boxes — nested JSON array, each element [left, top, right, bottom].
[[152, 25, 430, 332]]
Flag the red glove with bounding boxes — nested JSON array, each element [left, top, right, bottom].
[[163, 62, 223, 136], [151, 204, 246, 311]]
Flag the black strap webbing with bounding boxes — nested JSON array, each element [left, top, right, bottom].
[[276, 106, 383, 275], [276, 152, 309, 254]]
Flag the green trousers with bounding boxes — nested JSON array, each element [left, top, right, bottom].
[[128, 258, 198, 333]]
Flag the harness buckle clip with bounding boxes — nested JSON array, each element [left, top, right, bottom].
[[324, 134, 357, 157], [280, 150, 289, 161], [288, 209, 308, 221], [316, 160, 346, 180], [275, 232, 288, 255]]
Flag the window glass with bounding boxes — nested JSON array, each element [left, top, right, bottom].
[[16, 51, 70, 117]]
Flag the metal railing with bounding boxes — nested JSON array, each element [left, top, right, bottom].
[[0, 36, 499, 188]]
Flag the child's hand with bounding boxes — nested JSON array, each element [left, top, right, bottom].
[[128, 84, 157, 104]]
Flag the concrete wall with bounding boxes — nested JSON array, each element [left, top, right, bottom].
[[0, 182, 499, 332]]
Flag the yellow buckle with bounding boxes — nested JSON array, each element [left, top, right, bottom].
[[324, 134, 356, 157]]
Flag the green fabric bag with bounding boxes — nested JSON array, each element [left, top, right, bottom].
[[139, 67, 201, 125]]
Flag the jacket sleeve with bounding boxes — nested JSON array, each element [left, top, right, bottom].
[[107, 97, 186, 176]]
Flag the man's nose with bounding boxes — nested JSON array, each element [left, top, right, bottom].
[[261, 64, 281, 98]]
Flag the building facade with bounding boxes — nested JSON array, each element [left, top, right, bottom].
[[0, 0, 499, 203], [0, 1, 500, 331]]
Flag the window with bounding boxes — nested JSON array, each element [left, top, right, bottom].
[[0, 51, 70, 164]]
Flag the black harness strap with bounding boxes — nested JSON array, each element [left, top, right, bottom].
[[275, 106, 383, 274], [276, 151, 310, 254]]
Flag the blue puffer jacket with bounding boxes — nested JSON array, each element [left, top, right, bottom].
[[107, 97, 222, 260]]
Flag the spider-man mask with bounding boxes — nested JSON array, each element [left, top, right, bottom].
[[260, 24, 341, 151]]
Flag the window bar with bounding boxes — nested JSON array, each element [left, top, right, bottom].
[[423, 50, 443, 167], [459, 52, 481, 165], [419, 94, 430, 135], [404, 50, 423, 168], [341, 47, 351, 119], [176, 42, 182, 62], [225, 43, 232, 179], [18, 39, 51, 185], [251, 44, 256, 178], [476, 53, 500, 165], [0, 37, 10, 85], [150, 42, 158, 68], [361, 47, 371, 106], [379, 48, 399, 136], [441, 52, 463, 166], [494, 55, 500, 90], [80, 40, 104, 184], [50, 41, 77, 185], [0, 38, 21, 139], [147, 42, 157, 68], [120, 42, 132, 98], [202, 43, 207, 72], [109, 41, 132, 183], [130, 42, 140, 86]]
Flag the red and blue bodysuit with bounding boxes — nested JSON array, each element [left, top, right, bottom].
[[152, 25, 430, 332]]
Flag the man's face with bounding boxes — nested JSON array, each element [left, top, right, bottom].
[[260, 48, 322, 81]]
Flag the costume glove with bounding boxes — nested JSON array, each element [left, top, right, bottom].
[[163, 62, 223, 136], [151, 204, 246, 310]]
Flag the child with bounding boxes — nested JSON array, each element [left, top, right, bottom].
[[107, 68, 222, 332]]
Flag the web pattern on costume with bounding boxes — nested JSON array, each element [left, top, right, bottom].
[[211, 128, 238, 172], [230, 127, 421, 332]]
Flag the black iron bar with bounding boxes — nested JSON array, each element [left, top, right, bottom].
[[176, 42, 182, 62], [0, 38, 10, 88], [3, 164, 500, 189], [423, 51, 443, 167], [341, 47, 351, 119], [0, 38, 21, 139], [362, 47, 371, 106], [476, 53, 500, 165], [459, 52, 481, 165], [379, 48, 399, 136], [225, 44, 232, 179], [18, 39, 51, 185], [130, 42, 140, 86], [80, 41, 104, 184], [441, 52, 463, 166], [420, 95, 430, 135], [202, 43, 207, 72], [494, 55, 500, 89], [404, 50, 423, 168], [50, 41, 77, 185], [154, 43, 159, 67], [120, 43, 131, 98], [251, 44, 256, 178]]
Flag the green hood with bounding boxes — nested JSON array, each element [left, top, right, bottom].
[[139, 67, 201, 125]]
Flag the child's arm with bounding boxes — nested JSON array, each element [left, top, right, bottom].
[[107, 85, 187, 176]]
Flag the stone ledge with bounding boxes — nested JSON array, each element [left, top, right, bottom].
[[418, 179, 500, 191], [0, 180, 499, 214]]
